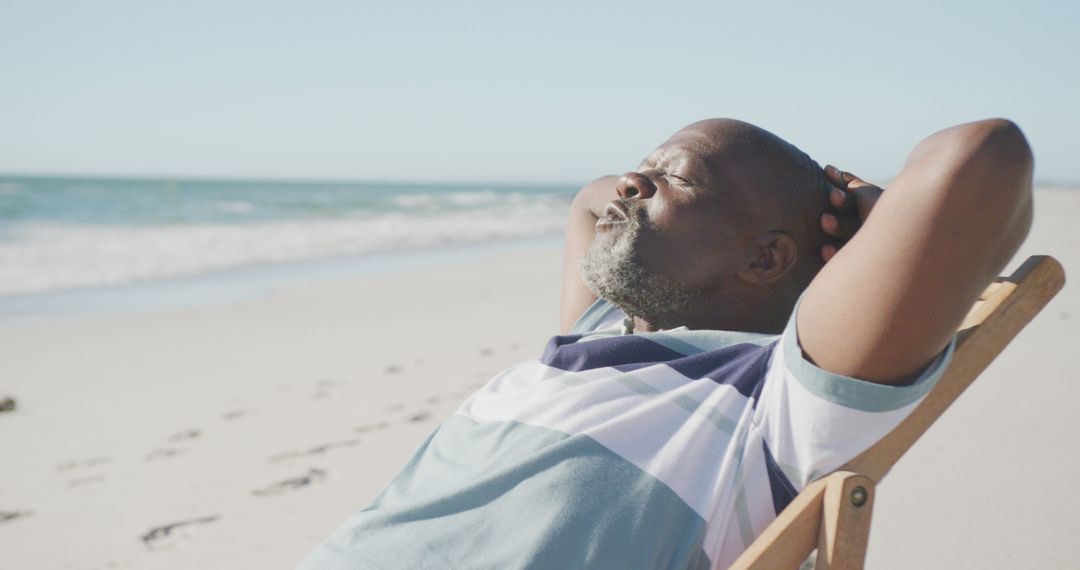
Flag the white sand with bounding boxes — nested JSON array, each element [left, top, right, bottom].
[[1, 188, 1077, 569]]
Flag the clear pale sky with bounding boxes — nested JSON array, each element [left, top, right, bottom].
[[1, 0, 1077, 184]]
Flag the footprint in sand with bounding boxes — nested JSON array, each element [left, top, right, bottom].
[[222, 409, 250, 421], [146, 447, 187, 461], [406, 410, 433, 423], [269, 439, 362, 462], [313, 379, 348, 398], [479, 347, 494, 357], [252, 468, 327, 496], [145, 430, 201, 460], [354, 420, 390, 434], [0, 510, 32, 525], [68, 474, 106, 488], [56, 456, 112, 472], [385, 365, 403, 375], [167, 429, 200, 443], [141, 515, 220, 550]]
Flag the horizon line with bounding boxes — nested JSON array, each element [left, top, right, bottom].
[[0, 170, 584, 189], [1, 170, 1077, 190]]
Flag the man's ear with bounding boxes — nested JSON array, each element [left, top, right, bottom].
[[736, 231, 798, 284]]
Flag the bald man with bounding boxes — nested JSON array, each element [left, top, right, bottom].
[[299, 118, 1032, 569]]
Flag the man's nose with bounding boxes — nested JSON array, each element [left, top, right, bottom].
[[615, 172, 657, 199]]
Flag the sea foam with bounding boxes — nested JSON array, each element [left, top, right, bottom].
[[0, 178, 576, 296]]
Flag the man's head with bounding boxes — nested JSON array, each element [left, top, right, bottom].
[[580, 118, 830, 333]]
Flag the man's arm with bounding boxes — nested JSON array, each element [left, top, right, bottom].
[[798, 119, 1034, 384], [560, 175, 619, 333]]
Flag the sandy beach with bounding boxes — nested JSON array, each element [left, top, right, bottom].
[[1, 188, 1078, 569]]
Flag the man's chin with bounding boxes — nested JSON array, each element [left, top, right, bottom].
[[591, 223, 626, 244], [581, 256, 700, 325]]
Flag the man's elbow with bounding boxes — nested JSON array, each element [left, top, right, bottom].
[[571, 175, 619, 219], [982, 118, 1034, 202], [979, 118, 1034, 176], [965, 118, 1035, 268], [910, 118, 1035, 269], [941, 118, 1034, 207], [914, 118, 1033, 186]]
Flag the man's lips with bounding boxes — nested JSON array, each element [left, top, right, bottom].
[[596, 202, 629, 227]]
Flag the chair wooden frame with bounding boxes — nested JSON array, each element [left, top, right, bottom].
[[730, 255, 1066, 570]]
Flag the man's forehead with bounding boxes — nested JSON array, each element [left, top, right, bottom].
[[641, 129, 733, 176], [665, 127, 716, 150], [645, 131, 715, 163], [661, 118, 765, 156]]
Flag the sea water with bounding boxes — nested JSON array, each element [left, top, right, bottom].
[[0, 175, 577, 298]]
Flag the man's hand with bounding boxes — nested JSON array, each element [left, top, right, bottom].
[[820, 165, 884, 262]]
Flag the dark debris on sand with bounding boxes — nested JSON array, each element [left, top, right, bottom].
[[141, 515, 221, 549], [252, 468, 327, 496], [0, 510, 32, 524], [269, 439, 362, 462]]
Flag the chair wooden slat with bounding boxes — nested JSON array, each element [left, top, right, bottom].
[[730, 255, 1065, 570], [815, 473, 875, 570], [728, 476, 829, 570], [842, 255, 1064, 481]]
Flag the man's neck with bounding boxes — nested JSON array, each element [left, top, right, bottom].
[[627, 290, 793, 335]]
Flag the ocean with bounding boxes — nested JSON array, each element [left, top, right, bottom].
[[0, 175, 577, 298]]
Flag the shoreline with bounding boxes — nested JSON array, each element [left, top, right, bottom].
[[0, 236, 562, 326]]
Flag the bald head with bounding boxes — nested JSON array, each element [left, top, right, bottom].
[[582, 118, 832, 333], [669, 118, 830, 286]]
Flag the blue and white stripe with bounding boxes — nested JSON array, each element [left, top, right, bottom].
[[299, 299, 954, 569]]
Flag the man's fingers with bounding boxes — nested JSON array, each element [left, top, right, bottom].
[[821, 243, 839, 263], [829, 187, 856, 212], [826, 165, 876, 192], [824, 165, 848, 189], [821, 212, 860, 240]]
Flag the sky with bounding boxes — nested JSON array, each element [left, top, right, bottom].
[[1, 0, 1078, 185]]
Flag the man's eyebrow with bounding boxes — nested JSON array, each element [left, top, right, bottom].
[[639, 152, 660, 168], [640, 147, 678, 168], [640, 147, 701, 175], [662, 150, 700, 176]]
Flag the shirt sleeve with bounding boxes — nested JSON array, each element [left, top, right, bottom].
[[753, 298, 956, 491]]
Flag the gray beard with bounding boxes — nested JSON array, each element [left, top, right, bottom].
[[579, 205, 699, 324]]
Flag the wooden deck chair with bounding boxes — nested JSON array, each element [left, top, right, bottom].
[[730, 255, 1066, 570]]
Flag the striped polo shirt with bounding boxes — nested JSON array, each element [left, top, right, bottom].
[[298, 299, 954, 569]]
